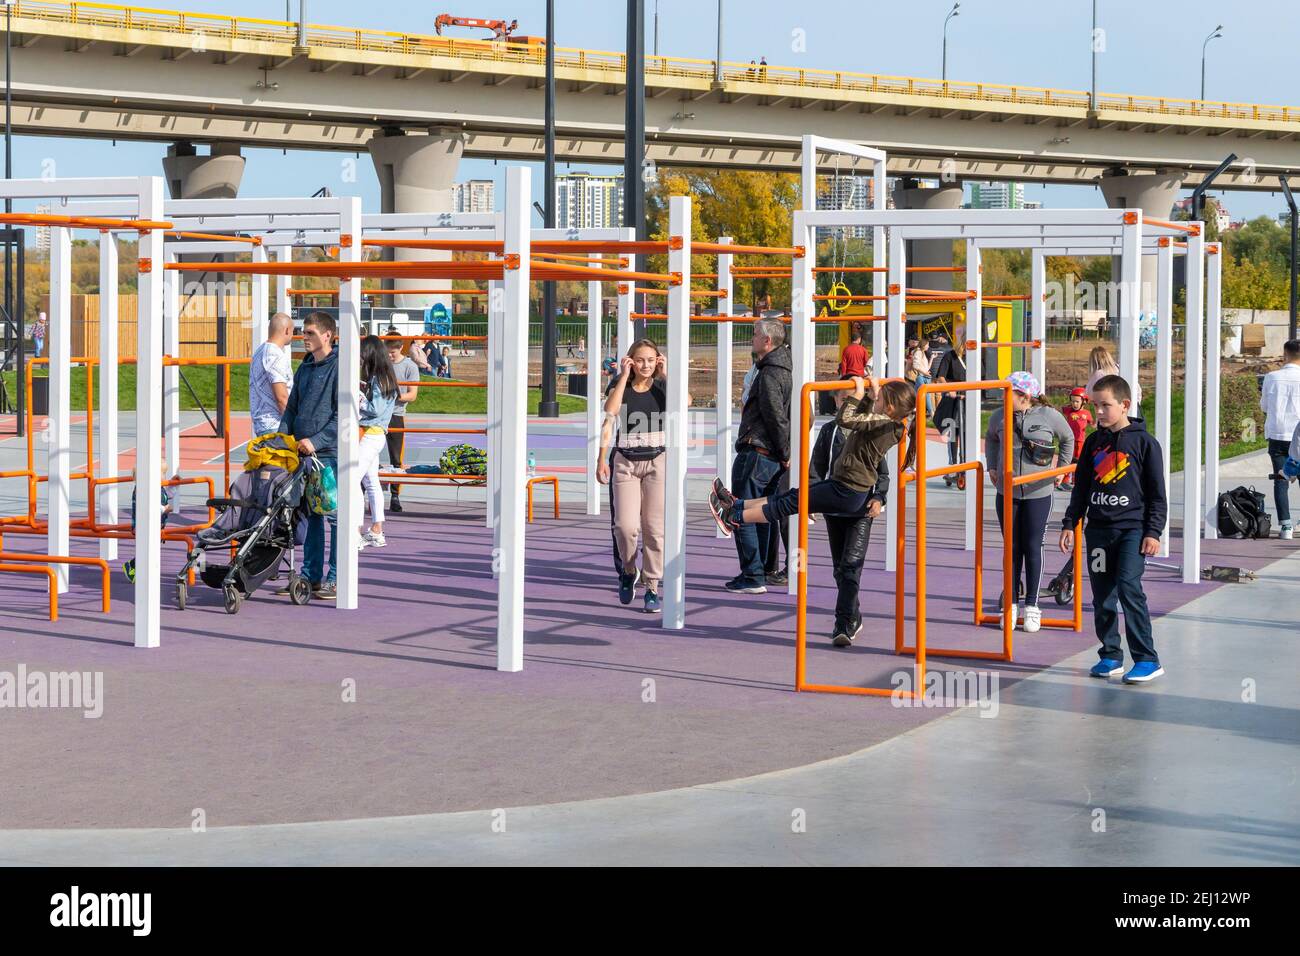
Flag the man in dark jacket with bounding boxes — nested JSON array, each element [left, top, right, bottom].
[[809, 392, 890, 645], [726, 320, 792, 593], [278, 312, 340, 600]]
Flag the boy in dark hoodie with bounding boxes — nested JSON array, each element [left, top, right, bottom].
[[278, 312, 340, 600], [1060, 374, 1167, 684]]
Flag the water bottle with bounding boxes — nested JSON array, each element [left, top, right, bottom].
[[527, 451, 537, 477]]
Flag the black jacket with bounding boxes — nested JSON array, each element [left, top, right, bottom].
[[809, 418, 890, 516], [1062, 417, 1167, 539], [736, 345, 793, 463]]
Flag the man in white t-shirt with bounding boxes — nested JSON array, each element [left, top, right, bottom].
[[249, 312, 296, 437], [1261, 338, 1300, 539]]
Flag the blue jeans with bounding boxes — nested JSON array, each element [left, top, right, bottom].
[[1084, 526, 1157, 664], [303, 455, 338, 585], [731, 448, 783, 586]]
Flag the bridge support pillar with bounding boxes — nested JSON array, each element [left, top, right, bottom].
[[1100, 169, 1183, 315], [162, 142, 245, 200], [369, 128, 465, 315]]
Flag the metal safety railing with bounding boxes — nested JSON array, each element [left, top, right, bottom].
[[9, 1, 1299, 125]]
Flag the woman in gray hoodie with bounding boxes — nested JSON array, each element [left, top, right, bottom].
[[985, 371, 1075, 633]]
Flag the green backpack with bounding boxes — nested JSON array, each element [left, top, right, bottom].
[[439, 443, 488, 483]]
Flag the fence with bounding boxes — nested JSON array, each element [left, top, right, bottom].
[[38, 294, 254, 360]]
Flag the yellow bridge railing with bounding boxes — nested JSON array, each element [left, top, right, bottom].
[[7, 0, 1298, 126]]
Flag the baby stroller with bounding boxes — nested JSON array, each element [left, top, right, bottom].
[[176, 458, 314, 614]]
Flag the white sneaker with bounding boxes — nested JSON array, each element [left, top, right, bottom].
[[1281, 525, 1294, 541], [359, 531, 387, 550], [999, 602, 1018, 631], [1023, 605, 1042, 633]]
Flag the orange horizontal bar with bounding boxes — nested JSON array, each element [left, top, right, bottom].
[[167, 231, 261, 245], [287, 287, 486, 297], [1011, 463, 1076, 487], [400, 381, 488, 388], [531, 252, 629, 267], [165, 260, 511, 280], [387, 428, 487, 434], [964, 340, 1042, 350], [361, 238, 675, 255], [1142, 217, 1200, 236], [379, 334, 488, 342], [983, 294, 1032, 301], [0, 213, 171, 231], [909, 288, 976, 299], [634, 288, 724, 297], [812, 294, 885, 301], [535, 264, 680, 285], [162, 357, 250, 367]]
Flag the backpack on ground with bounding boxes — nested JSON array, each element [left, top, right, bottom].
[[1216, 485, 1270, 539]]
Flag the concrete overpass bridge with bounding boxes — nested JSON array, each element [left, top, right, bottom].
[[3, 0, 1299, 219]]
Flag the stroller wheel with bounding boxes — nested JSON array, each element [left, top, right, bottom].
[[175, 580, 188, 611], [288, 575, 312, 606], [223, 585, 243, 615]]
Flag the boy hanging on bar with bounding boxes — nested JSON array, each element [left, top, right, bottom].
[[1059, 375, 1167, 684]]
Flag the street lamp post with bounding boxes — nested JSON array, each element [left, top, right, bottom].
[[942, 2, 960, 82], [654, 0, 659, 57], [539, 0, 559, 418], [1090, 0, 1098, 112], [1201, 24, 1223, 101], [713, 1, 723, 87]]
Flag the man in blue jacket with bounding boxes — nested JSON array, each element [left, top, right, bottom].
[[279, 312, 340, 600], [1060, 375, 1167, 684]]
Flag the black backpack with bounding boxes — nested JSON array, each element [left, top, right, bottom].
[[1216, 486, 1271, 539]]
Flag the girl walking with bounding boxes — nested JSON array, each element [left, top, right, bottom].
[[932, 327, 968, 489], [357, 335, 399, 550], [598, 339, 672, 613], [984, 371, 1076, 633]]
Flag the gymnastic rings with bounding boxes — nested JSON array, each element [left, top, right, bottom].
[[826, 281, 853, 312]]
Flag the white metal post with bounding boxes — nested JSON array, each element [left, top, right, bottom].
[[1155, 239, 1174, 557], [872, 158, 887, 380], [1203, 243, 1222, 540], [884, 229, 907, 572], [135, 177, 166, 649], [964, 241, 982, 551], [1118, 215, 1143, 390], [1183, 226, 1205, 584], [163, 252, 180, 478], [789, 215, 816, 594], [617, 267, 634, 359], [663, 196, 691, 626], [497, 166, 531, 671], [274, 245, 292, 316], [585, 278, 602, 516], [715, 237, 733, 538], [335, 198, 363, 610], [47, 226, 72, 592], [251, 244, 269, 349], [98, 232, 120, 561], [1030, 251, 1046, 385], [487, 278, 502, 537]]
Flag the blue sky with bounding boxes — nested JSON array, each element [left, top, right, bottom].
[[5, 0, 1297, 223]]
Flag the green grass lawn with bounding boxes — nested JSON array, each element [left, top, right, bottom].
[[3, 366, 586, 416]]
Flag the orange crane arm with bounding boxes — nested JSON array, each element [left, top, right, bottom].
[[434, 15, 519, 38]]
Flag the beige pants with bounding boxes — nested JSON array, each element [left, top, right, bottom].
[[612, 451, 666, 592]]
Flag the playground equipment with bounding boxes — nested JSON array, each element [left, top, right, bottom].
[[2, 131, 1223, 681]]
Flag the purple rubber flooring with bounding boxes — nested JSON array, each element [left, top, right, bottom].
[[0, 498, 1287, 828]]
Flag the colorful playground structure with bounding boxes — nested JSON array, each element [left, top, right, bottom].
[[0, 133, 1226, 692]]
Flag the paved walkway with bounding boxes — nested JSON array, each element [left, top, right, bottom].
[[2, 547, 1295, 865]]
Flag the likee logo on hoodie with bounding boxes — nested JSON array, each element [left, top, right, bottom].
[[1093, 447, 1131, 485]]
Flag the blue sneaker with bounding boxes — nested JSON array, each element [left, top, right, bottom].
[[618, 572, 637, 606], [644, 590, 662, 614], [1089, 659, 1123, 679], [1123, 661, 1165, 684]]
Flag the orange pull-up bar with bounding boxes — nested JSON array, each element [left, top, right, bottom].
[[0, 213, 172, 231], [965, 340, 1043, 350], [287, 288, 487, 297], [166, 231, 261, 245]]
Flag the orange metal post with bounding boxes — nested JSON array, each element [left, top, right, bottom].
[[0, 564, 58, 620], [795, 378, 918, 697]]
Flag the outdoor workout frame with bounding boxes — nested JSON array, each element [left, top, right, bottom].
[[792, 201, 1213, 587]]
